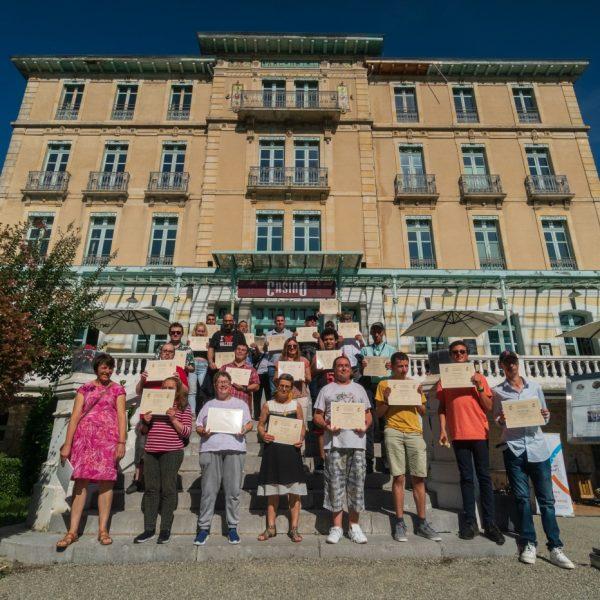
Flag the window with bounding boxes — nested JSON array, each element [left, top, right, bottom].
[[262, 80, 286, 108], [474, 218, 505, 269], [26, 213, 54, 256], [406, 218, 436, 269], [259, 139, 285, 183], [413, 310, 447, 354], [294, 214, 321, 251], [525, 146, 563, 193], [394, 87, 418, 122], [44, 142, 70, 173], [541, 219, 577, 269], [461, 146, 493, 192], [398, 146, 428, 192], [85, 215, 115, 264], [56, 83, 84, 119], [168, 84, 192, 119], [256, 214, 283, 252], [148, 215, 178, 265], [295, 81, 318, 108], [294, 140, 319, 184], [560, 312, 595, 356], [102, 143, 128, 173], [161, 143, 186, 173], [513, 87, 540, 123], [488, 316, 520, 355], [453, 87, 478, 122], [112, 84, 138, 119], [136, 309, 170, 352]]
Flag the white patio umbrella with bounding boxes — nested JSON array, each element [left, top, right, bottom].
[[92, 308, 171, 336], [557, 319, 600, 339], [401, 309, 506, 339]]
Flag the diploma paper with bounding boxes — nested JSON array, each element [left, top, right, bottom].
[[504, 398, 545, 429], [338, 322, 361, 339], [363, 356, 389, 378], [206, 407, 243, 434], [206, 324, 220, 337], [278, 360, 305, 381], [56, 458, 74, 494], [226, 367, 251, 386], [295, 326, 318, 343], [215, 352, 235, 369], [331, 402, 365, 430], [140, 388, 176, 415], [386, 380, 422, 406], [440, 363, 475, 389], [268, 415, 303, 445], [320, 298, 340, 314], [244, 333, 255, 346], [316, 349, 342, 370], [174, 351, 188, 368], [267, 334, 286, 352], [189, 336, 209, 351], [146, 359, 178, 381]]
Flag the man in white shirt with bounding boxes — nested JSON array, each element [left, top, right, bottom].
[[264, 314, 293, 394]]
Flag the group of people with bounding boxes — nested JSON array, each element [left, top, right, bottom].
[[55, 314, 575, 569]]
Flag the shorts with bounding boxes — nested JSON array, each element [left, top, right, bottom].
[[323, 448, 366, 512], [384, 428, 427, 478]]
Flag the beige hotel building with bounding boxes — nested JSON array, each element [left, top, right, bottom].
[[1, 32, 599, 360]]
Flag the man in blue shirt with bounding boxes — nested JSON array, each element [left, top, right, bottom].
[[492, 350, 574, 569]]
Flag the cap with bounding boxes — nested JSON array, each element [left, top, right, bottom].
[[498, 350, 519, 362], [370, 321, 385, 331]]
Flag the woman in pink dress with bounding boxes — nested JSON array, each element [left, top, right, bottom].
[[57, 353, 127, 549]]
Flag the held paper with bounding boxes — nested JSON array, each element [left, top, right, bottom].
[[188, 336, 209, 352], [316, 349, 342, 370], [504, 398, 545, 429], [278, 360, 305, 381], [268, 415, 303, 445], [56, 458, 74, 494], [266, 334, 286, 352], [330, 402, 365, 430], [319, 298, 340, 314], [363, 356, 389, 378], [338, 322, 361, 339], [295, 326, 318, 344], [226, 367, 251, 386], [206, 324, 220, 337], [174, 351, 188, 368], [244, 333, 255, 346], [140, 388, 176, 415], [439, 363, 474, 389], [206, 407, 244, 434], [386, 380, 422, 406], [215, 352, 235, 369], [146, 359, 178, 381]]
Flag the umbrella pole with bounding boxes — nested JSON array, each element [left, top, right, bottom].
[[500, 278, 516, 351], [391, 277, 401, 348]]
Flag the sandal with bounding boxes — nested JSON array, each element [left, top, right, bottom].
[[257, 526, 277, 541], [287, 527, 303, 543], [97, 530, 113, 546], [56, 532, 78, 550]]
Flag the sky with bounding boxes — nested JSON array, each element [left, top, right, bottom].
[[0, 0, 599, 171]]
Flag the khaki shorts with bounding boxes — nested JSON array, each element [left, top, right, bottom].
[[384, 428, 427, 478]]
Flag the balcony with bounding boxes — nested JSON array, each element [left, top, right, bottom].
[[550, 257, 578, 271], [479, 257, 506, 270], [233, 90, 342, 122], [55, 107, 79, 120], [517, 110, 540, 123], [456, 110, 479, 123], [83, 171, 129, 204], [394, 174, 439, 207], [459, 174, 506, 206], [525, 175, 574, 206], [396, 110, 419, 123], [247, 166, 329, 202], [410, 258, 437, 270], [22, 171, 70, 203], [111, 108, 134, 120], [166, 108, 190, 120], [146, 255, 174, 267], [145, 172, 190, 206], [82, 255, 110, 266]]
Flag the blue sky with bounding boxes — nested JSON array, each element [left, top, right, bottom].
[[1, 0, 599, 170]]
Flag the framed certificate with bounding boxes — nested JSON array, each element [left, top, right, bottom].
[[320, 298, 340, 314], [338, 322, 361, 339], [331, 402, 365, 430], [504, 398, 545, 429], [267, 334, 287, 352], [295, 326, 318, 343], [268, 415, 303, 445], [174, 350, 188, 368], [363, 356, 389, 377], [244, 333, 255, 346], [140, 388, 176, 415], [206, 324, 220, 337], [206, 407, 243, 434], [439, 363, 474, 389], [226, 367, 251, 386], [146, 359, 177, 381], [386, 380, 421, 406], [316, 349, 342, 370], [215, 352, 235, 369], [189, 336, 209, 351], [278, 360, 305, 381]]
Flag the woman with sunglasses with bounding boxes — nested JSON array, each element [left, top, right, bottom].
[[275, 337, 312, 426], [256, 374, 307, 543]]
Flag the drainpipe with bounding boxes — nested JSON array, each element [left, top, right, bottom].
[[499, 277, 516, 351], [391, 277, 401, 347]]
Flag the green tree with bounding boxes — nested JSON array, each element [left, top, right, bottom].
[[0, 222, 107, 409]]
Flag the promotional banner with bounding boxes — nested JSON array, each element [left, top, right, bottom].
[[567, 374, 600, 444], [538, 433, 574, 517]]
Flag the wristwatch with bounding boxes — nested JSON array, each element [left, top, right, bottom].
[[476, 386, 485, 393]]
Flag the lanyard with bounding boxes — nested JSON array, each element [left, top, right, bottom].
[[371, 342, 386, 357]]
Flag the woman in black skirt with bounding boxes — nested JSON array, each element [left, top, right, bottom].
[[256, 373, 307, 542]]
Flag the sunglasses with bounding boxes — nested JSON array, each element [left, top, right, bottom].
[[170, 331, 183, 335], [287, 344, 298, 349], [451, 349, 467, 355]]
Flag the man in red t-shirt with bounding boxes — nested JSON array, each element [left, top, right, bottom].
[[437, 339, 504, 545]]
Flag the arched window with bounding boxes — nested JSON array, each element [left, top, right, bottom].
[[559, 311, 596, 356]]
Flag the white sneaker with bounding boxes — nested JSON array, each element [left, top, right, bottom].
[[519, 543, 537, 565], [549, 547, 575, 570], [349, 523, 368, 544], [326, 526, 344, 544]]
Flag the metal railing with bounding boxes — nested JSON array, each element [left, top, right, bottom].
[[550, 257, 578, 270], [517, 111, 540, 123], [82, 255, 110, 266], [86, 171, 130, 192], [396, 110, 419, 122], [394, 173, 437, 196], [456, 109, 479, 122], [525, 174, 571, 195], [55, 107, 79, 120], [111, 108, 135, 120], [147, 171, 190, 192], [24, 171, 70, 192], [146, 255, 174, 266], [166, 108, 190, 120], [248, 166, 328, 188], [236, 90, 340, 110], [479, 257, 506, 270], [459, 174, 503, 195], [410, 258, 437, 270]]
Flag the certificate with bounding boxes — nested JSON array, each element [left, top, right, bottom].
[[189, 336, 209, 352], [295, 326, 318, 343], [503, 398, 545, 429], [146, 359, 177, 381], [215, 352, 235, 369], [439, 363, 474, 389], [206, 324, 220, 337], [363, 356, 389, 377], [278, 360, 305, 381], [316, 349, 342, 370], [320, 298, 340, 314], [206, 407, 243, 434], [140, 388, 176, 415], [386, 380, 422, 406], [338, 322, 361, 339], [226, 367, 251, 386], [244, 333, 255, 346], [267, 334, 286, 352], [268, 415, 303, 445], [174, 350, 188, 368], [331, 402, 365, 430]]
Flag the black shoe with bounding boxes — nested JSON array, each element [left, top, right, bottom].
[[483, 524, 505, 545], [126, 480, 142, 494], [134, 530, 156, 544], [157, 530, 171, 544], [458, 523, 477, 540]]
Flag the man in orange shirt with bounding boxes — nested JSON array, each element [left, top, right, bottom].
[[437, 340, 504, 544]]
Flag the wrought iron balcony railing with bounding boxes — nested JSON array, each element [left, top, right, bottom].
[[147, 171, 189, 192], [82, 255, 110, 266], [248, 167, 329, 188], [394, 173, 437, 196], [24, 171, 70, 193], [85, 171, 130, 192], [479, 257, 506, 270], [55, 107, 79, 120], [525, 174, 571, 196], [166, 108, 190, 120], [147, 255, 174, 266], [111, 108, 135, 120], [517, 110, 540, 123], [410, 258, 437, 270], [235, 90, 340, 111], [396, 110, 419, 122], [550, 257, 578, 270], [456, 109, 479, 123], [459, 174, 504, 196]]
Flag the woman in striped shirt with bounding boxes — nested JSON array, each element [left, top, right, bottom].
[[134, 376, 192, 545]]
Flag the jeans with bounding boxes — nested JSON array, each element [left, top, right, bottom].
[[267, 365, 277, 396], [363, 384, 380, 467], [253, 372, 272, 420], [187, 359, 208, 415], [503, 449, 563, 550], [452, 439, 495, 527]]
